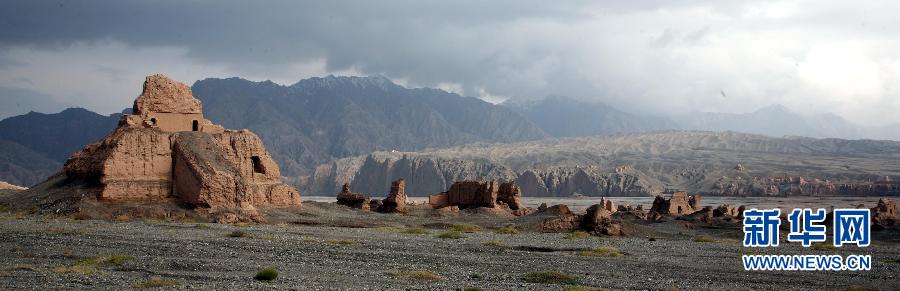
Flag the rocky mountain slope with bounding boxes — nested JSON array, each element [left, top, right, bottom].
[[191, 75, 547, 177], [502, 96, 671, 137], [304, 131, 900, 197], [0, 108, 120, 186]]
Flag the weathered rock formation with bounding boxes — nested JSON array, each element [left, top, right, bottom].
[[599, 197, 616, 213], [872, 198, 898, 229], [428, 180, 523, 210], [0, 181, 27, 191], [497, 181, 522, 210], [336, 183, 372, 210], [648, 192, 702, 219], [581, 204, 622, 235], [62, 74, 300, 210], [335, 179, 409, 213], [529, 204, 582, 232], [378, 178, 408, 213]]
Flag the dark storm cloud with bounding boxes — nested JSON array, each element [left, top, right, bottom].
[[1, 0, 899, 125]]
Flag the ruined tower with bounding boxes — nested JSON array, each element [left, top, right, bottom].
[[63, 74, 301, 209]]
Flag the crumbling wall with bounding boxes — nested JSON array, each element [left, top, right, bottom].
[[64, 127, 174, 202]]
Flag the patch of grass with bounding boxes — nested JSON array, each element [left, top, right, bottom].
[[576, 247, 622, 257], [693, 236, 717, 243], [494, 226, 520, 235], [227, 230, 248, 238], [483, 240, 507, 248], [465, 288, 484, 291], [450, 223, 481, 233], [812, 242, 835, 251], [325, 239, 354, 245], [881, 258, 900, 264], [132, 278, 178, 288], [841, 286, 876, 291], [391, 270, 445, 282], [564, 231, 591, 240], [522, 271, 579, 285], [562, 286, 609, 291], [113, 214, 131, 222], [399, 227, 429, 235], [436, 230, 465, 239], [51, 255, 135, 275], [470, 273, 483, 279], [254, 267, 279, 281], [194, 224, 210, 229]]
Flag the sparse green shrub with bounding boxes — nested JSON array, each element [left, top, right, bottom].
[[576, 247, 622, 257], [494, 226, 520, 235], [522, 271, 579, 285], [693, 236, 717, 243], [326, 239, 354, 245], [450, 223, 481, 233], [400, 227, 429, 235], [436, 230, 464, 239], [51, 255, 135, 275], [132, 278, 178, 288], [254, 267, 279, 281], [465, 288, 484, 291], [564, 231, 591, 240], [228, 230, 248, 238], [470, 273, 483, 279]]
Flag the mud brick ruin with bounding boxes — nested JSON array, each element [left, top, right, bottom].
[[63, 74, 301, 209]]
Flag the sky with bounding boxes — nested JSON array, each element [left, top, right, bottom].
[[0, 0, 898, 125]]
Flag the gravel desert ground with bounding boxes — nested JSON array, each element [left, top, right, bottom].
[[1, 201, 898, 290]]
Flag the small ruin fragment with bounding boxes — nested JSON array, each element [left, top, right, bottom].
[[335, 178, 409, 213], [581, 203, 622, 235], [872, 198, 898, 229], [336, 183, 372, 210], [428, 180, 523, 210], [61, 74, 301, 210], [378, 178, 408, 213], [648, 192, 702, 219]]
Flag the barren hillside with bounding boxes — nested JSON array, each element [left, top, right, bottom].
[[303, 131, 900, 197]]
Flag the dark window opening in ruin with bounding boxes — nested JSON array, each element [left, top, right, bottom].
[[251, 156, 265, 174], [677, 206, 683, 213], [150, 118, 157, 125], [192, 120, 199, 131]]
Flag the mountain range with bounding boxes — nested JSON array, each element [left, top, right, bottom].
[[1, 75, 898, 191]]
